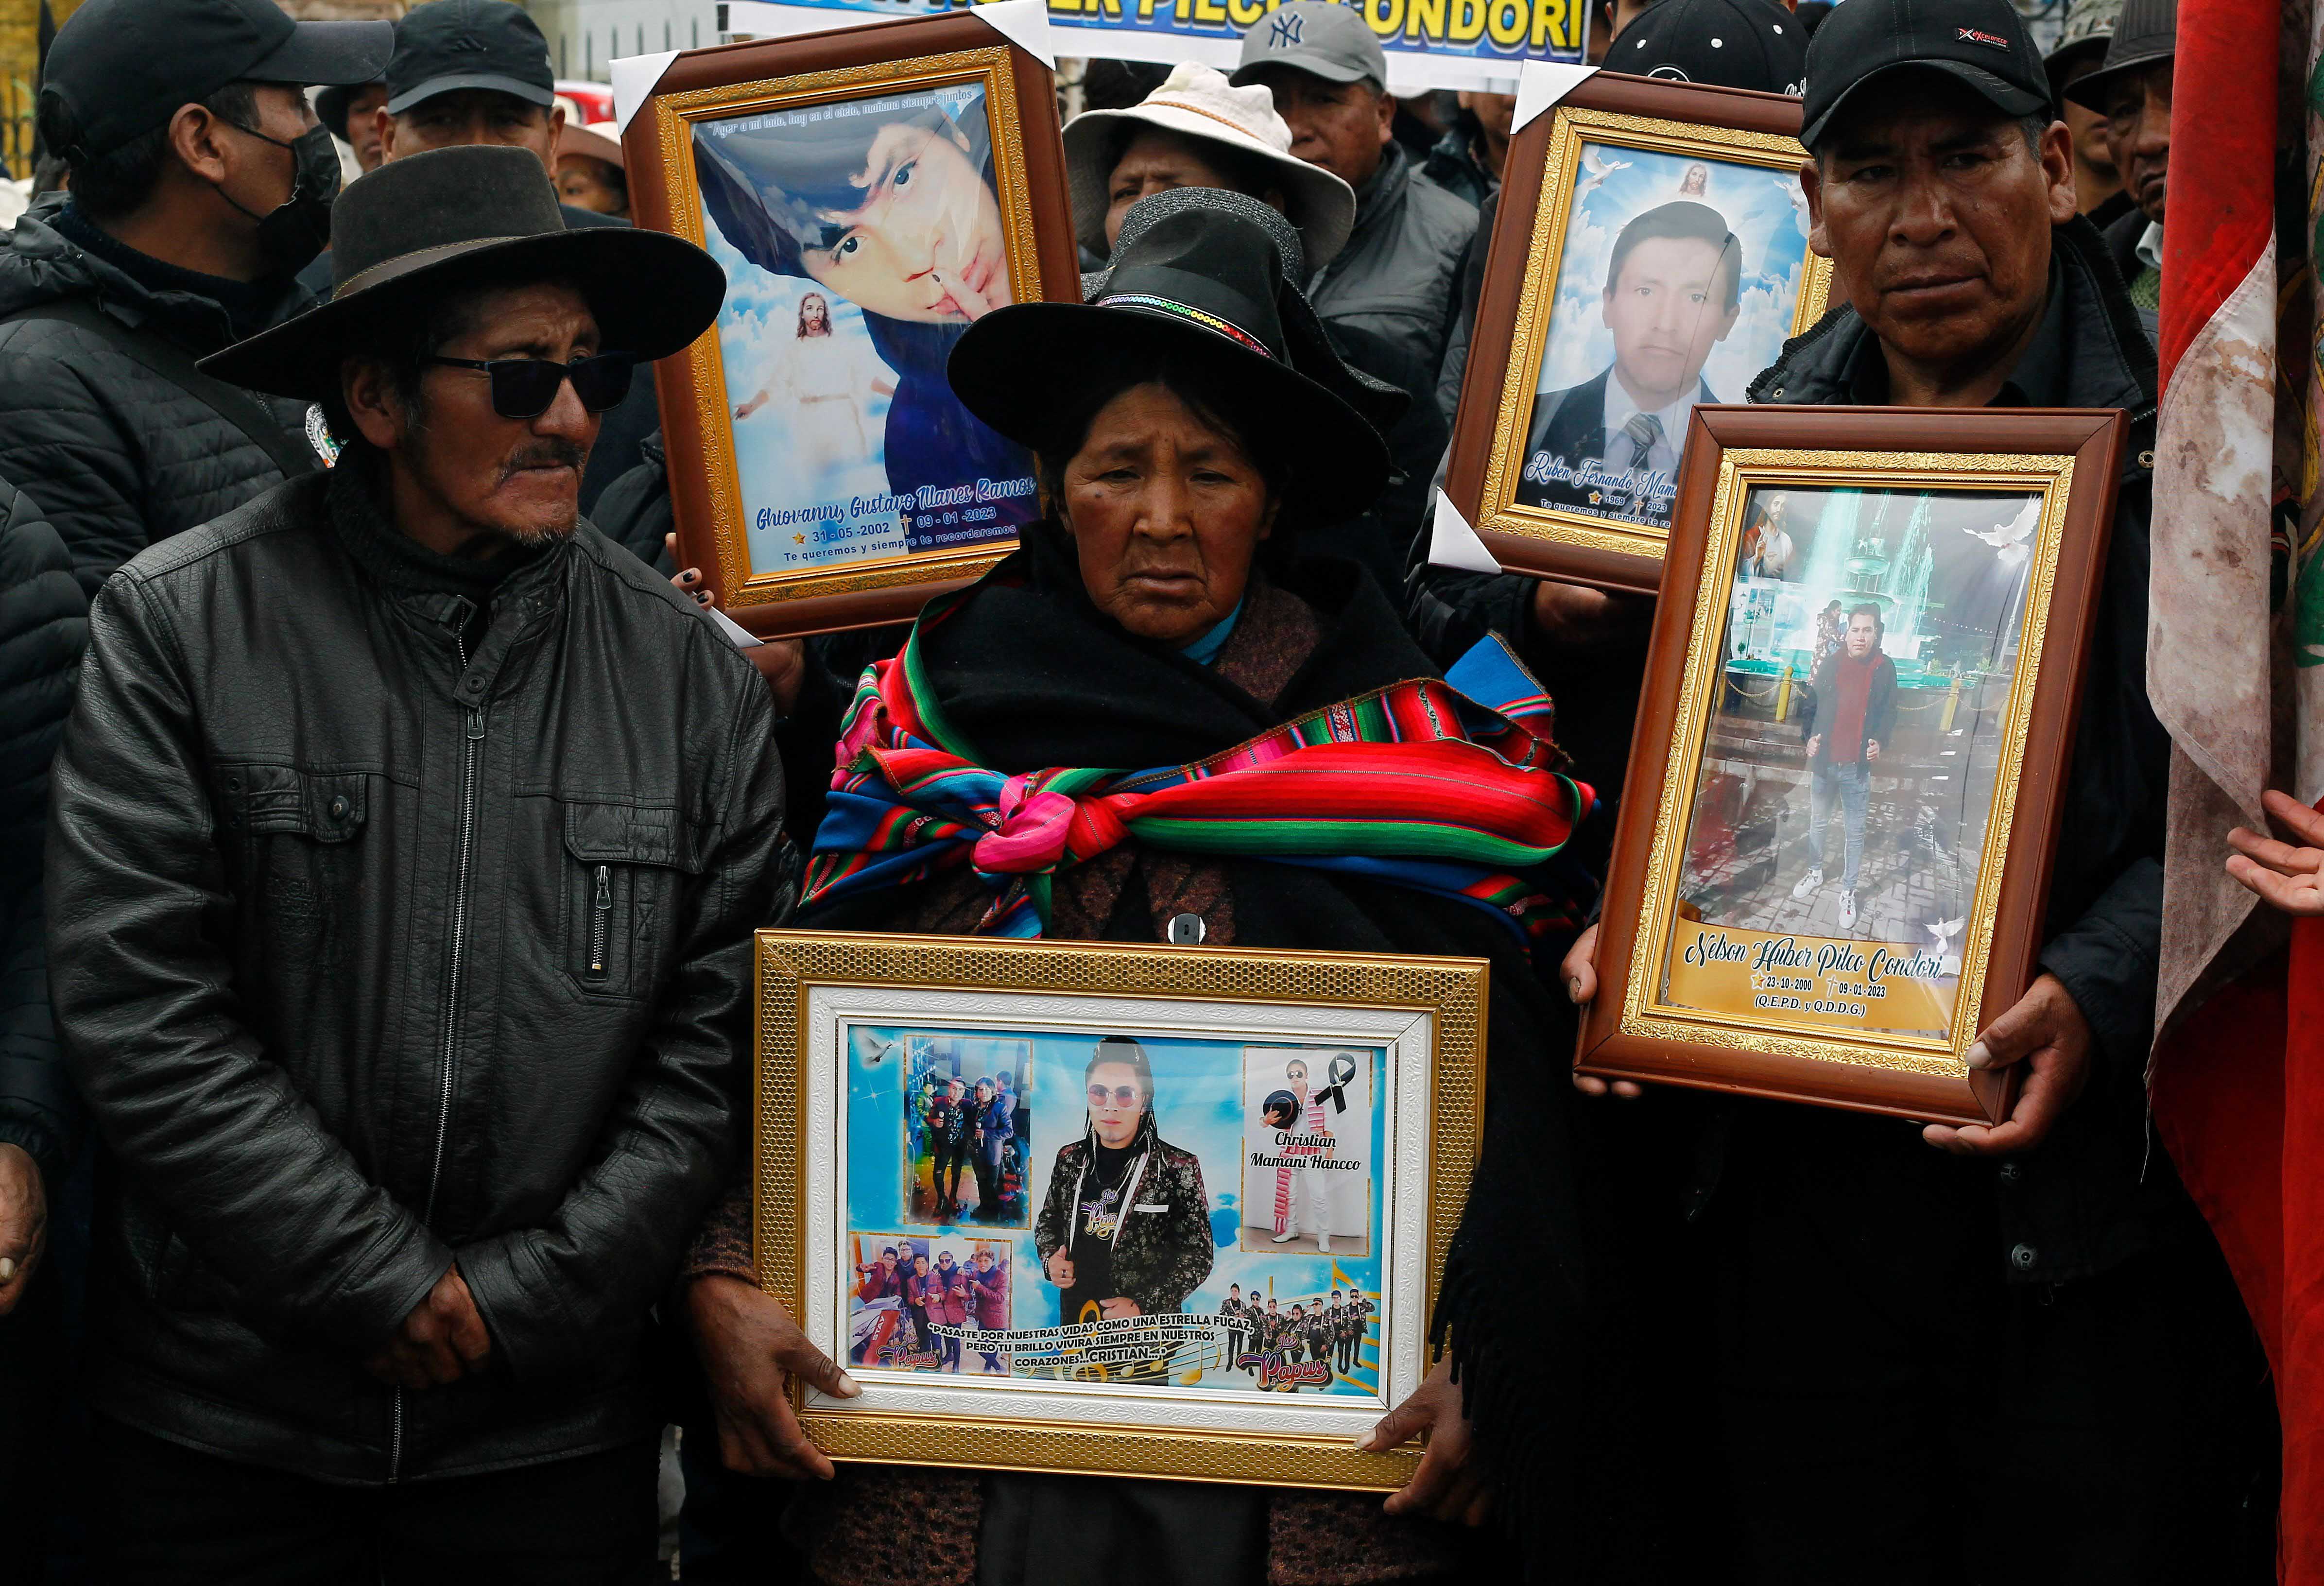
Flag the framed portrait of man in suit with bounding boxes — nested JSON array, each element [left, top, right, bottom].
[[1443, 76, 1833, 591]]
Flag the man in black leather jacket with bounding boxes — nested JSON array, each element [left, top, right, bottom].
[[46, 146, 785, 1579]]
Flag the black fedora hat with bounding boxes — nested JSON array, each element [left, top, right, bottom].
[[201, 145, 725, 402], [2062, 0, 2172, 109], [947, 204, 1391, 529]]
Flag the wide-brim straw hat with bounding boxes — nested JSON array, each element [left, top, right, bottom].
[[1064, 62, 1356, 272], [947, 202, 1390, 529], [202, 144, 719, 401]]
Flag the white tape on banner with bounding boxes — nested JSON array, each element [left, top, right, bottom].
[[1511, 60, 1597, 133], [1428, 489, 1502, 575], [968, 0, 1055, 66], [611, 51, 683, 134]]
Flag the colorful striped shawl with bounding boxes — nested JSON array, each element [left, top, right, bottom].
[[802, 611, 1597, 954]]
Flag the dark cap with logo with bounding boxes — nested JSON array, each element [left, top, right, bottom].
[[1798, 0, 2052, 150], [385, 0, 555, 117], [42, 0, 389, 159], [1603, 0, 1807, 97]]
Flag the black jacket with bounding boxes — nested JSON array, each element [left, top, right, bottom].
[[0, 202, 317, 1196], [0, 198, 313, 600], [45, 467, 790, 1483], [1415, 217, 2189, 1283], [1798, 647, 1900, 767], [0, 477, 85, 1183], [1306, 143, 1477, 592], [1738, 216, 2186, 1282]]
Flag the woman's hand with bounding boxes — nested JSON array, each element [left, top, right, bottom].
[[1364, 1358, 1493, 1526], [2227, 789, 2324, 915], [1562, 924, 1642, 1099], [687, 1275, 860, 1480]]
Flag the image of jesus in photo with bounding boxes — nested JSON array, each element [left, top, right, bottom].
[[1517, 200, 1743, 527], [1033, 1037, 1213, 1332]]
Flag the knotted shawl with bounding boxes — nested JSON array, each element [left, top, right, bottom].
[[804, 583, 1596, 955]]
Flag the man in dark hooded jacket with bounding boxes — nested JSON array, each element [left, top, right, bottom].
[[0, 2, 389, 1563]]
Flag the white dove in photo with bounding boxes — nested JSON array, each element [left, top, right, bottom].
[[1579, 147, 1632, 196], [1926, 914, 1967, 974], [1787, 184, 1811, 230], [1962, 497, 2040, 568]]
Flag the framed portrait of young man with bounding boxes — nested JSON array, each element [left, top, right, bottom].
[[1443, 76, 1834, 592], [1575, 407, 2127, 1124], [624, 12, 1080, 637], [754, 931, 1486, 1488]]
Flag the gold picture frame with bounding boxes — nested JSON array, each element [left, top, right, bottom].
[[754, 930, 1488, 1488], [1576, 407, 2128, 1123], [1444, 77, 1834, 593], [623, 15, 1082, 638]]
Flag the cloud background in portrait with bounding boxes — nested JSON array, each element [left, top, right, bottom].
[[1534, 142, 1810, 404], [842, 1022, 1389, 1394], [701, 251, 900, 556]]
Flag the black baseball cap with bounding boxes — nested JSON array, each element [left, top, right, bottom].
[[1798, 0, 2052, 150], [42, 0, 390, 159], [1603, 0, 1808, 97], [385, 0, 555, 118]]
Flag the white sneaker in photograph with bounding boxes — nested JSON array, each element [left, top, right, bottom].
[[1791, 866, 1824, 901], [1839, 892, 1859, 931]]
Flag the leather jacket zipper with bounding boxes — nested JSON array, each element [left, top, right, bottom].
[[399, 629, 487, 1482], [587, 864, 612, 980]]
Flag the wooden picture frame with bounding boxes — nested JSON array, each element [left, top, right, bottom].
[[624, 14, 1079, 638], [754, 930, 1487, 1488], [1575, 407, 2125, 1124], [1444, 76, 1834, 593]]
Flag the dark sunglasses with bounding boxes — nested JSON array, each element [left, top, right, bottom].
[[427, 352, 637, 418], [1087, 1084, 1142, 1108]]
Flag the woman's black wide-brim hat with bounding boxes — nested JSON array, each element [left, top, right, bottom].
[[201, 144, 726, 401], [945, 202, 1394, 531]]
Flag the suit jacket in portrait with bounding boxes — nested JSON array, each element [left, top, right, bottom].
[[1513, 364, 1717, 525]]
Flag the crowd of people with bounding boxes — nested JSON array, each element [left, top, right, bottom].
[[0, 0, 2304, 1580]]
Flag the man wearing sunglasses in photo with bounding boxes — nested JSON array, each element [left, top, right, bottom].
[[1034, 1037, 1215, 1337], [45, 144, 792, 1579]]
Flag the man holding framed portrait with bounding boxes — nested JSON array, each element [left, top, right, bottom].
[[1560, 0, 2275, 1576]]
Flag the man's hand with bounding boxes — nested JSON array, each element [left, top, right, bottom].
[[1865, 740, 1880, 761], [1922, 973, 2092, 1155], [1561, 924, 1643, 1100], [1098, 1296, 1141, 1319], [688, 1275, 859, 1480], [2227, 789, 2324, 915], [1529, 580, 1654, 655], [1366, 1358, 1493, 1526], [364, 1265, 491, 1389], [1043, 1247, 1075, 1286], [0, 1143, 47, 1318], [1806, 734, 1822, 758], [666, 533, 807, 713]]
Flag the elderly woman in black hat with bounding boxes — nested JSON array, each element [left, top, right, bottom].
[[681, 200, 1614, 1586]]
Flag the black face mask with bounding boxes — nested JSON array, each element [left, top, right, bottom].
[[216, 121, 342, 278]]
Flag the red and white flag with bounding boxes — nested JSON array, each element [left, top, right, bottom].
[[2148, 0, 2324, 1570]]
